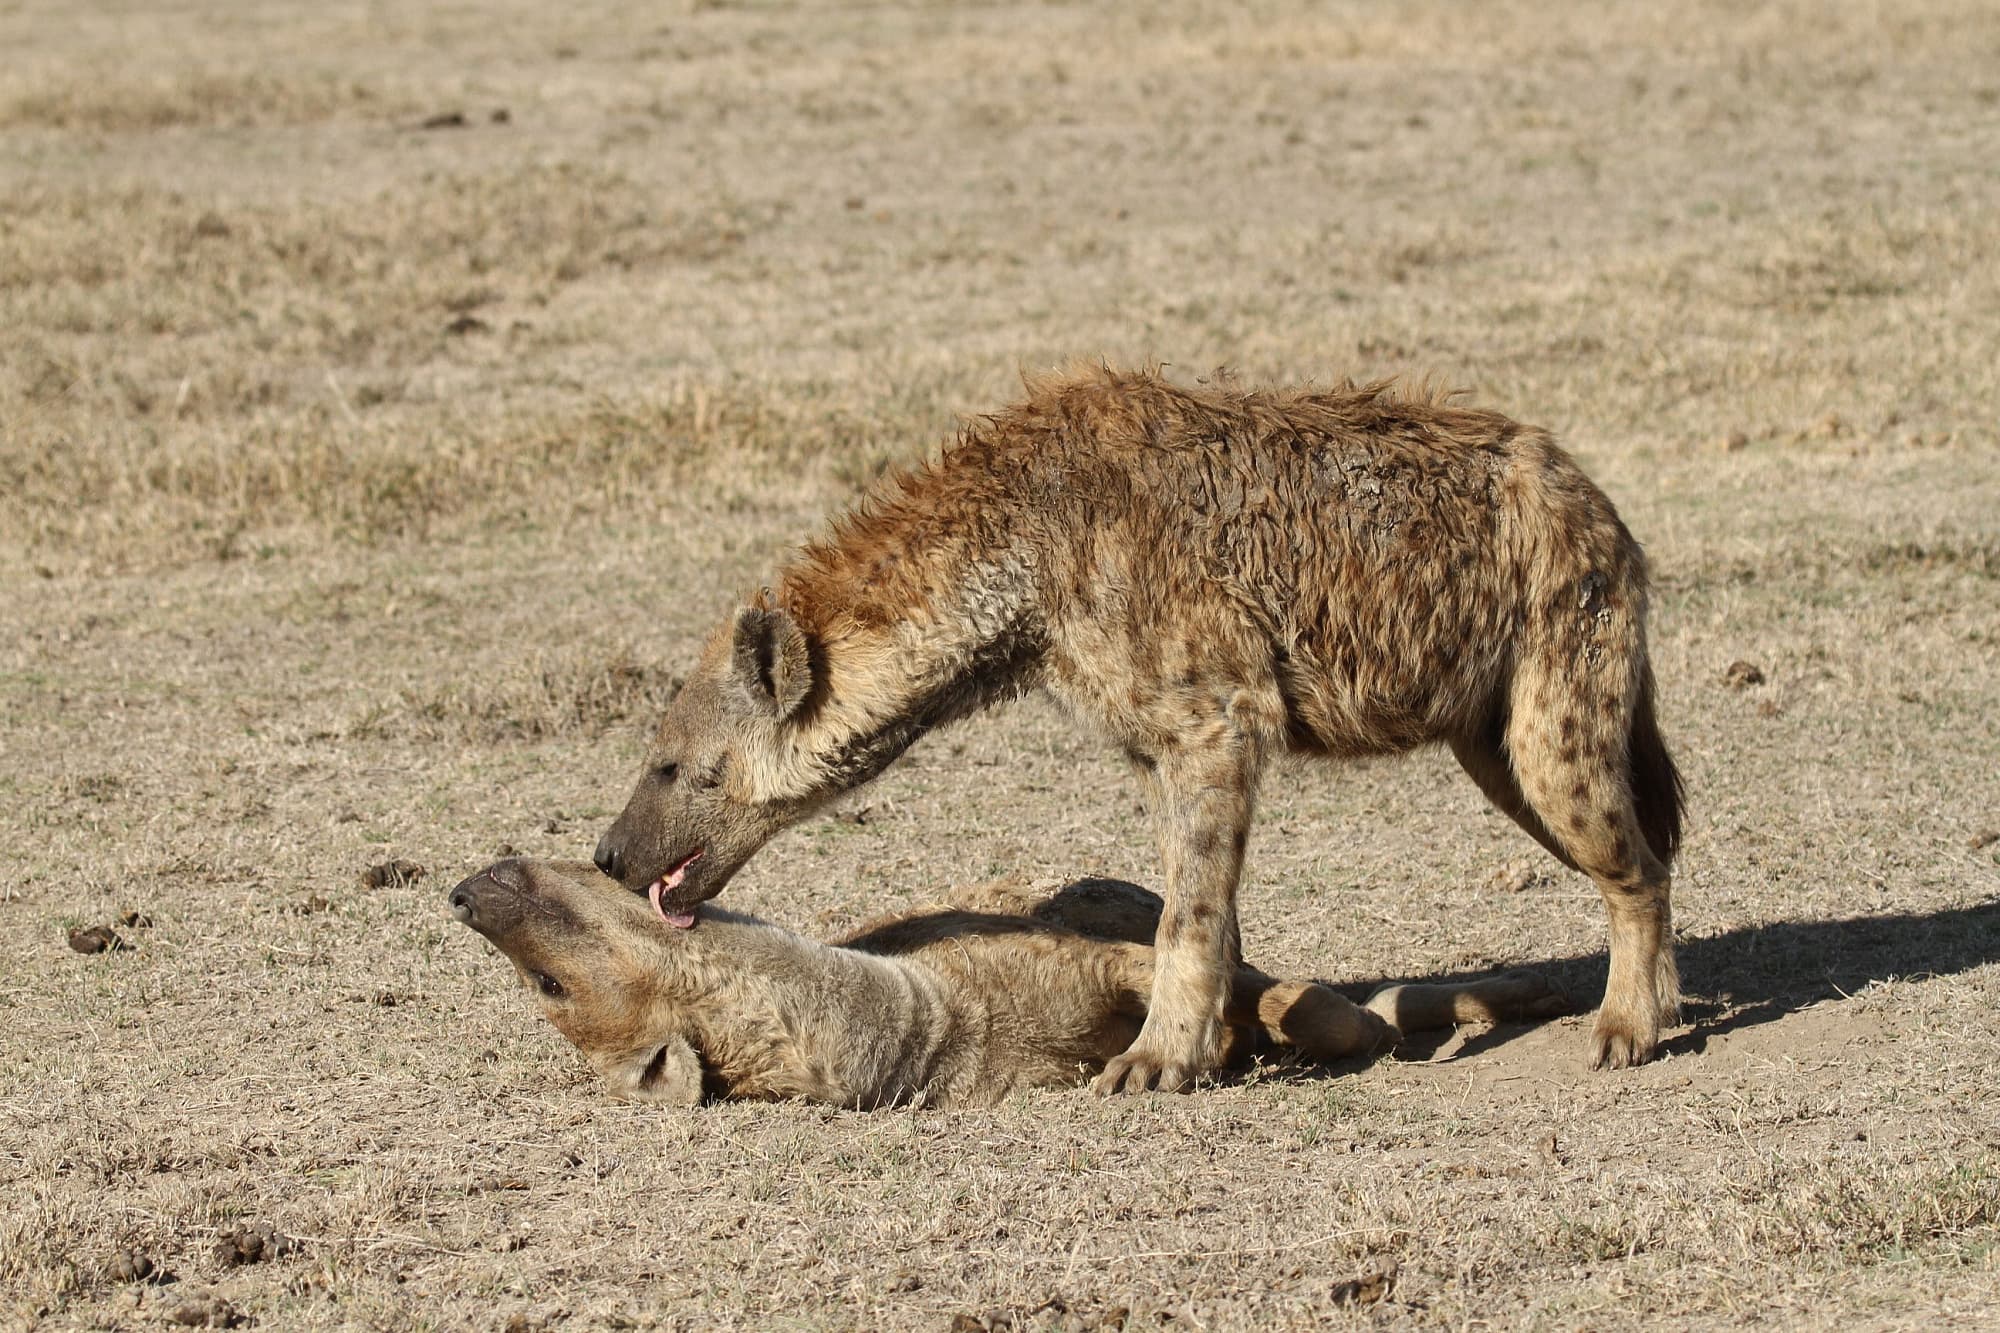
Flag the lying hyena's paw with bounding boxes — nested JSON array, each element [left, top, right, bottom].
[[1091, 1045, 1200, 1096], [1495, 971, 1573, 1021]]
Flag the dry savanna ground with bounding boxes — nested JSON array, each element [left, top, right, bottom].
[[4, 0, 1999, 1328]]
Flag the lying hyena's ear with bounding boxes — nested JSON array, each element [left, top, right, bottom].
[[597, 1035, 705, 1105], [730, 606, 814, 720]]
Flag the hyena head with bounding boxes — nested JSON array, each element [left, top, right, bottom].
[[447, 857, 706, 1104], [595, 605, 827, 918]]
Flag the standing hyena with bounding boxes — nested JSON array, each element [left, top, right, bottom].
[[595, 367, 1685, 1091]]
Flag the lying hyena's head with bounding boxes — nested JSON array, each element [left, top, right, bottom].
[[447, 858, 707, 1103], [594, 606, 827, 919]]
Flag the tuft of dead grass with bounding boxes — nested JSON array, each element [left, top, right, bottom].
[[0, 380, 875, 565], [0, 69, 391, 133], [355, 643, 684, 743], [1741, 1158, 2000, 1265]]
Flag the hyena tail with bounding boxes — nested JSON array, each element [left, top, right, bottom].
[[1627, 663, 1685, 869]]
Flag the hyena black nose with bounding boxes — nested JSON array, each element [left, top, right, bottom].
[[594, 833, 623, 881], [447, 863, 527, 936]]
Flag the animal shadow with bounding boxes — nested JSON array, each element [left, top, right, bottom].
[[1327, 896, 2000, 1064]]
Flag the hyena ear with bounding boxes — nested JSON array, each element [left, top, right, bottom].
[[729, 606, 814, 720], [598, 1035, 705, 1105]]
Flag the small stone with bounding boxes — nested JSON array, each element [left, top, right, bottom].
[[117, 909, 154, 928], [213, 1220, 298, 1267], [67, 925, 124, 954], [106, 1249, 156, 1283], [1969, 830, 2000, 851], [1329, 1256, 1398, 1307], [359, 859, 426, 890], [1484, 861, 1542, 894], [1722, 660, 1765, 689], [1710, 429, 1750, 453], [169, 1295, 245, 1328]]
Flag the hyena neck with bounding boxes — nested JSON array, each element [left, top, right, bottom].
[[825, 952, 977, 1108], [780, 531, 1048, 795], [679, 923, 969, 1107]]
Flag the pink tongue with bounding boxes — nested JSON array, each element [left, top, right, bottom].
[[647, 855, 702, 931]]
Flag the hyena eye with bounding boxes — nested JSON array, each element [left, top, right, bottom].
[[692, 757, 726, 791], [535, 972, 565, 999]]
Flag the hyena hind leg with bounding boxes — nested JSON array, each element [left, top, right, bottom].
[[1503, 683, 1680, 1070], [1449, 724, 1582, 873]]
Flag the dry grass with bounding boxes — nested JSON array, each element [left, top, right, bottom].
[[0, 70, 390, 133], [3, 0, 1999, 1328]]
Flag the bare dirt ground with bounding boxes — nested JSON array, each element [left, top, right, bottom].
[[4, 0, 1999, 1327]]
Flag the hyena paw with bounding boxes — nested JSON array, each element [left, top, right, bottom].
[[1091, 1045, 1199, 1096], [1499, 971, 1573, 1021], [1588, 1011, 1659, 1070]]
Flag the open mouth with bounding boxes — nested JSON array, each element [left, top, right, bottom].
[[646, 850, 704, 930]]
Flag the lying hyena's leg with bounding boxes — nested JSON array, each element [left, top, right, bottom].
[[1505, 664, 1679, 1070], [1092, 728, 1263, 1095], [945, 874, 1166, 945], [1363, 971, 1572, 1032], [1028, 877, 1168, 946], [1228, 973, 1397, 1063]]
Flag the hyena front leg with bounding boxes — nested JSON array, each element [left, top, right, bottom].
[[1093, 733, 1261, 1095]]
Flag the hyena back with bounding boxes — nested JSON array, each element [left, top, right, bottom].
[[596, 366, 1685, 1089]]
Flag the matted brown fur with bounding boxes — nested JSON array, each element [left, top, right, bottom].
[[596, 367, 1684, 1087], [448, 860, 1569, 1109]]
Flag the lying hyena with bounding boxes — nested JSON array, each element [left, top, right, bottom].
[[448, 858, 1570, 1108], [593, 367, 1685, 1089]]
